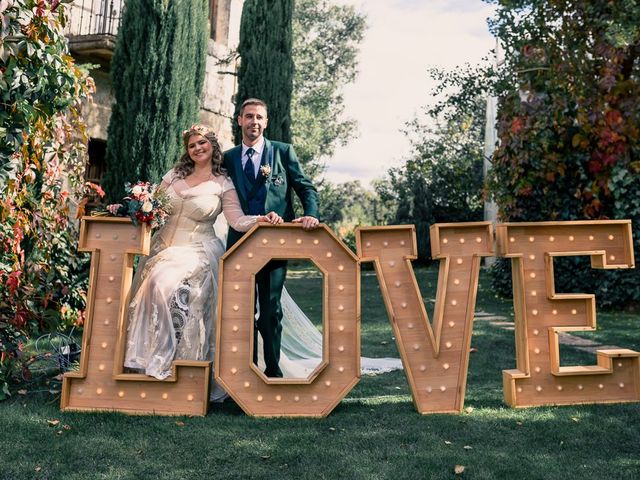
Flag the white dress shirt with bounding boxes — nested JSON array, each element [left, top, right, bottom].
[[241, 137, 265, 178]]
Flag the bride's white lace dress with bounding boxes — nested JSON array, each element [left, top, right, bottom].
[[124, 169, 401, 399]]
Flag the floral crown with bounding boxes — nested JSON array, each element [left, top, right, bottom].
[[182, 124, 216, 141]]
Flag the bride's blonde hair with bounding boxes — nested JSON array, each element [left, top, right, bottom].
[[174, 124, 226, 179]]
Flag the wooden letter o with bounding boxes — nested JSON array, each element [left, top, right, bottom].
[[215, 224, 360, 417]]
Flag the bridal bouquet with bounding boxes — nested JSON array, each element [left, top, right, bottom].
[[100, 182, 172, 229]]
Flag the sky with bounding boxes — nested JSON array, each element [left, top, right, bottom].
[[326, 0, 497, 187]]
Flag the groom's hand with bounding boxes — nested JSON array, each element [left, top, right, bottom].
[[292, 215, 320, 230]]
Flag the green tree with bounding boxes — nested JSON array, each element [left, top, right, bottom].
[[101, 0, 208, 201], [0, 0, 94, 397], [376, 90, 485, 262], [482, 0, 640, 307], [291, 0, 366, 179], [234, 0, 294, 144]]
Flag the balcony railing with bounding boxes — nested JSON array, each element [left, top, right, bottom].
[[64, 0, 124, 37]]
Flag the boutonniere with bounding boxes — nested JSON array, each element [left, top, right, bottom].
[[260, 164, 271, 178]]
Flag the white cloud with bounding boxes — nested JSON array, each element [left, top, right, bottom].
[[325, 0, 496, 187]]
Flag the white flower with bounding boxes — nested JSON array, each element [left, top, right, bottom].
[[131, 185, 143, 196], [141, 201, 153, 213]]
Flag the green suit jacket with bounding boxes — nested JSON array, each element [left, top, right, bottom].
[[223, 138, 319, 249]]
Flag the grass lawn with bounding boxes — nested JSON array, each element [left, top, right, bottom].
[[1, 265, 639, 479]]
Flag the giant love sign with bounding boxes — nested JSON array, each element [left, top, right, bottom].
[[61, 217, 640, 417]]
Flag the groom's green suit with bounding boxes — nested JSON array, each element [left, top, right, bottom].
[[223, 139, 318, 377]]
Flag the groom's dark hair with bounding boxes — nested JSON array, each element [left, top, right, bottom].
[[239, 98, 268, 116]]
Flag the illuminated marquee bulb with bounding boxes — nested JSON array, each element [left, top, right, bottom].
[[338, 284, 345, 291], [569, 235, 574, 241], [420, 365, 426, 372], [234, 284, 240, 291], [276, 395, 282, 401], [413, 344, 420, 351], [531, 291, 537, 297], [536, 386, 542, 392], [608, 234, 614, 240], [475, 237, 482, 243], [257, 395, 263, 402], [95, 233, 101, 238], [104, 319, 110, 326], [233, 305, 239, 311], [388, 260, 395, 267], [451, 299, 457, 306], [459, 238, 465, 244], [231, 346, 238, 353], [445, 341, 452, 349], [231, 368, 238, 375], [108, 275, 115, 282], [98, 363, 105, 371], [313, 239, 319, 245], [118, 391, 125, 398], [312, 395, 318, 401], [140, 392, 147, 399], [338, 366, 345, 373], [442, 363, 450, 370], [530, 272, 536, 279], [448, 321, 455, 328], [557, 386, 563, 391], [532, 309, 538, 316], [365, 241, 371, 247], [577, 385, 583, 391], [162, 393, 169, 400], [548, 236, 555, 242], [325, 381, 331, 387], [529, 254, 536, 260], [401, 302, 408, 309], [247, 252, 253, 258], [338, 325, 344, 332], [407, 322, 414, 329], [529, 236, 535, 242], [426, 386, 433, 393], [232, 325, 239, 332], [235, 264, 241, 271], [279, 238, 285, 245], [383, 241, 389, 247], [294, 396, 300, 402], [440, 386, 446, 392], [395, 281, 401, 288], [534, 366, 541, 373], [589, 235, 594, 241], [338, 345, 345, 352], [533, 329, 539, 336], [571, 309, 577, 315], [96, 388, 103, 395], [442, 238, 448, 244], [101, 341, 108, 349], [456, 258, 463, 265], [326, 252, 332, 258], [552, 309, 558, 315], [400, 240, 406, 246], [110, 254, 116, 261], [598, 384, 604, 389], [619, 383, 625, 388], [262, 238, 268, 245], [609, 255, 616, 261], [296, 238, 302, 245], [244, 382, 250, 388], [106, 297, 113, 304], [534, 348, 540, 354], [338, 265, 344, 271], [338, 305, 344, 311], [187, 394, 193, 401], [453, 279, 460, 285]]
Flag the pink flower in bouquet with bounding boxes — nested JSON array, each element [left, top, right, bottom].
[[106, 204, 122, 215]]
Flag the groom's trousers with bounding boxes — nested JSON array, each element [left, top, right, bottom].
[[254, 259, 288, 377]]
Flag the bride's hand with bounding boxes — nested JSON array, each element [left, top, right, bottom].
[[259, 211, 283, 224]]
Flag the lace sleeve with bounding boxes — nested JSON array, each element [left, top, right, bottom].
[[222, 181, 260, 232]]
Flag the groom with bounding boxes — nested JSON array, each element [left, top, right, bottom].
[[223, 98, 319, 378]]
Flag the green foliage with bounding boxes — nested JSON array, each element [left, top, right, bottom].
[[234, 0, 294, 144], [291, 0, 366, 179], [318, 180, 379, 251], [483, 0, 640, 308], [376, 91, 485, 262], [101, 0, 208, 202], [0, 0, 93, 398]]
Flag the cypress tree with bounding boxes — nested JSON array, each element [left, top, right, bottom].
[[102, 0, 208, 201], [234, 0, 294, 144]]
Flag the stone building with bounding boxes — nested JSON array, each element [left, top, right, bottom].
[[64, 0, 244, 186]]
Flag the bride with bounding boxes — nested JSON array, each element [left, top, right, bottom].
[[124, 125, 400, 400]]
